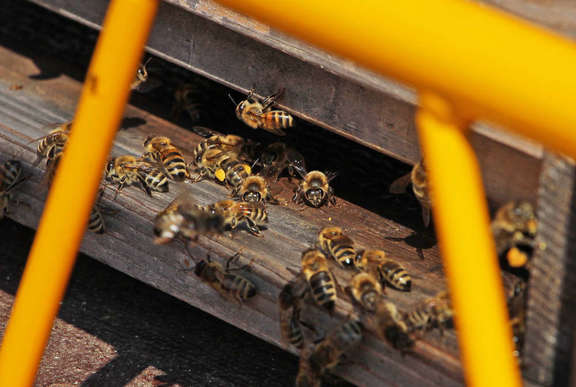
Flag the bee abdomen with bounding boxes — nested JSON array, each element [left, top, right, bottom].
[[88, 207, 105, 234], [331, 244, 356, 268], [309, 271, 336, 311], [281, 310, 304, 349], [380, 261, 412, 291], [223, 274, 256, 301], [162, 150, 188, 180], [263, 111, 293, 129], [1, 160, 22, 188], [144, 171, 169, 192]]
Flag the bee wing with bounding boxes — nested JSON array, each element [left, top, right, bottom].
[[132, 77, 162, 93], [262, 127, 287, 136], [389, 172, 412, 194], [421, 206, 431, 227], [325, 171, 338, 182], [292, 164, 308, 179]]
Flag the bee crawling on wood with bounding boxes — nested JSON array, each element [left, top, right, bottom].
[[292, 166, 337, 208], [207, 199, 268, 237], [300, 249, 338, 313], [347, 272, 383, 313], [373, 300, 414, 351], [105, 155, 169, 198], [317, 226, 356, 269], [298, 320, 363, 384], [279, 276, 311, 350], [153, 194, 225, 244], [231, 175, 279, 205], [232, 88, 294, 136], [193, 253, 257, 304], [356, 249, 412, 291], [28, 121, 72, 166], [402, 291, 453, 335], [256, 142, 306, 181], [143, 136, 189, 181], [491, 201, 537, 269], [0, 160, 25, 220], [390, 160, 431, 227]]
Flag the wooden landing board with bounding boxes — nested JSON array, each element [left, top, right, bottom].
[[0, 46, 464, 385], [28, 0, 543, 209]]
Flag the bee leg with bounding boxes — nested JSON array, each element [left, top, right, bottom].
[[225, 252, 242, 271], [244, 218, 264, 237], [266, 193, 280, 205]]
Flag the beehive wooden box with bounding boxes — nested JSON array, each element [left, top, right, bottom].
[[1, 0, 575, 385]]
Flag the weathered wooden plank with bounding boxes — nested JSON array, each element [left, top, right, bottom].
[[26, 0, 543, 209], [524, 153, 576, 386], [0, 46, 464, 385]]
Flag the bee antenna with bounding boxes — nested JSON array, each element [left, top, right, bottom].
[[228, 93, 238, 106], [143, 57, 152, 66]]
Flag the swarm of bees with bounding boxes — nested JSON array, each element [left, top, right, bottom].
[[9, 81, 536, 386], [275, 225, 454, 384]]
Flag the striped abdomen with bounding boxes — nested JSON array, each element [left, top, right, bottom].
[[280, 308, 304, 349], [88, 206, 105, 234], [140, 167, 169, 192], [159, 147, 188, 181], [225, 160, 251, 188], [308, 271, 336, 312], [325, 236, 356, 269], [379, 260, 411, 291], [403, 306, 432, 333], [241, 205, 268, 226], [260, 110, 294, 129], [1, 160, 22, 189], [221, 273, 256, 302], [37, 132, 67, 157]]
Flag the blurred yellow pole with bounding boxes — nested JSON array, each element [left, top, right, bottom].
[[417, 93, 520, 387], [214, 0, 576, 160], [0, 0, 158, 385]]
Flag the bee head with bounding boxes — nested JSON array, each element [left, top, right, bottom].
[[305, 188, 326, 207], [243, 191, 262, 203], [194, 260, 207, 276]]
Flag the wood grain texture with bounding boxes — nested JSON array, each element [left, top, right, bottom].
[[28, 0, 543, 209], [0, 46, 464, 386], [524, 153, 576, 386]]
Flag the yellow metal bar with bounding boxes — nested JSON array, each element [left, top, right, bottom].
[[417, 93, 520, 386], [214, 0, 576, 160], [0, 0, 158, 385]]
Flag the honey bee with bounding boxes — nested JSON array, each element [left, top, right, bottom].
[[301, 249, 337, 313], [373, 300, 413, 351], [307, 320, 363, 378], [153, 195, 225, 244], [0, 160, 24, 220], [356, 249, 412, 291], [317, 226, 356, 269], [105, 155, 169, 197], [507, 279, 526, 360], [208, 199, 268, 237], [143, 136, 189, 181], [192, 134, 245, 167], [403, 291, 453, 335], [492, 201, 537, 268], [86, 189, 108, 234], [194, 254, 256, 303], [172, 83, 216, 125], [130, 58, 152, 91], [231, 175, 279, 205], [257, 142, 306, 181], [44, 141, 66, 185], [389, 160, 431, 227], [279, 276, 309, 349], [30, 122, 72, 165], [292, 167, 337, 208], [214, 158, 252, 190], [347, 272, 383, 312], [233, 89, 294, 136], [88, 205, 105, 234]]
